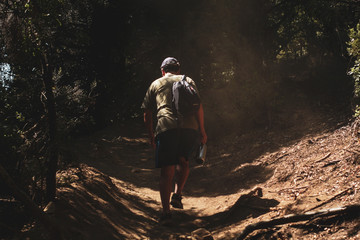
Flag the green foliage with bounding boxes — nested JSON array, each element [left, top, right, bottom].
[[269, 0, 355, 60], [348, 24, 360, 58], [0, 0, 96, 202], [348, 23, 360, 116], [0, 84, 25, 196]]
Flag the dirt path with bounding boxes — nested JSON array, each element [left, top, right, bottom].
[[47, 109, 360, 240], [57, 120, 255, 239]]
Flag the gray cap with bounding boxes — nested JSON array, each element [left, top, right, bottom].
[[160, 57, 180, 69]]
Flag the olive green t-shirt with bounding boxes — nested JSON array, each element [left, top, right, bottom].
[[141, 73, 200, 136]]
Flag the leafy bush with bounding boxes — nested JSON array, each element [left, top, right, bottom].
[[348, 23, 360, 116]]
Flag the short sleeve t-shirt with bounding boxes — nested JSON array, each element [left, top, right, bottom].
[[141, 73, 200, 137]]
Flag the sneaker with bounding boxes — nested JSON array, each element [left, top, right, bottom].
[[170, 193, 183, 209], [158, 212, 172, 226]]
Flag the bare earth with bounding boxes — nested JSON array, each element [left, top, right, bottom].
[[24, 105, 360, 239]]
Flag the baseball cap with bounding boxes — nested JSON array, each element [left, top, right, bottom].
[[160, 57, 180, 69]]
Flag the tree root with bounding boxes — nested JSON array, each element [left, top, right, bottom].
[[235, 204, 360, 240]]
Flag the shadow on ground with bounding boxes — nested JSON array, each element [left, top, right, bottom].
[[68, 107, 345, 199], [54, 105, 348, 239], [147, 190, 280, 239], [68, 122, 275, 198], [56, 166, 158, 239], [204, 191, 280, 227]]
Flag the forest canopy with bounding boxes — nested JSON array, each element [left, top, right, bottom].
[[0, 0, 359, 219]]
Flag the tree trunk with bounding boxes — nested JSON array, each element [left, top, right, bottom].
[[42, 54, 58, 203]]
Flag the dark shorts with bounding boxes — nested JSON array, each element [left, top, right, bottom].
[[155, 128, 199, 168]]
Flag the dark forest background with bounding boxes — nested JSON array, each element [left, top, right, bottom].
[[0, 0, 360, 233]]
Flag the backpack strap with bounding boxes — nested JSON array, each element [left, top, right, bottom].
[[181, 74, 186, 82], [172, 75, 186, 125]]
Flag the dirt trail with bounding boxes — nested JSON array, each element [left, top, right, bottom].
[[29, 107, 360, 240]]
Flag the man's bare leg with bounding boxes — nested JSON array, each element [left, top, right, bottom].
[[174, 157, 189, 195], [160, 165, 175, 213]]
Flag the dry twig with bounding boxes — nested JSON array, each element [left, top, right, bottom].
[[314, 153, 331, 163], [345, 148, 360, 155], [306, 187, 354, 212], [268, 153, 290, 164]]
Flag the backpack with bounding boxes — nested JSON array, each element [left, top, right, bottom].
[[172, 75, 200, 117]]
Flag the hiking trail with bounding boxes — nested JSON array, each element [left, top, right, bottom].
[[23, 105, 360, 239]]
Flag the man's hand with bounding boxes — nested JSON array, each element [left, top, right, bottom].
[[200, 131, 207, 145], [149, 133, 156, 150], [144, 109, 156, 149], [197, 104, 207, 145]]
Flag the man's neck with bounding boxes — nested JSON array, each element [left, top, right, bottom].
[[165, 71, 179, 75]]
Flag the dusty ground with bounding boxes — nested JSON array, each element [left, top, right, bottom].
[[14, 104, 360, 239]]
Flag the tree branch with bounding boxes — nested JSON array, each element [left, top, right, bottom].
[[235, 205, 360, 240]]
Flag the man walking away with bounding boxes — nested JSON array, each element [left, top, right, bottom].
[[141, 57, 207, 225]]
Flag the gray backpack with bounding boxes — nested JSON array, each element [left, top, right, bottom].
[[172, 75, 200, 116]]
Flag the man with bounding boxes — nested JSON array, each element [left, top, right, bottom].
[[141, 57, 207, 224]]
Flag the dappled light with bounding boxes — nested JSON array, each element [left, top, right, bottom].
[[47, 116, 358, 239], [1, 0, 360, 239]]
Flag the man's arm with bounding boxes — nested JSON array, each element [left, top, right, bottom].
[[196, 104, 207, 144], [144, 109, 155, 149]]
